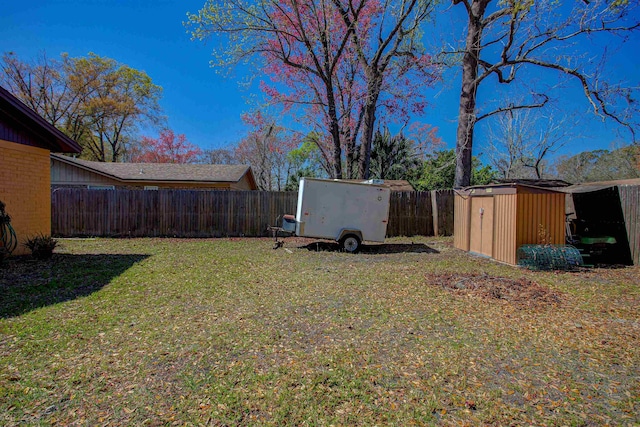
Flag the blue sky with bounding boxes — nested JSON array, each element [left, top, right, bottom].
[[1, 0, 247, 150], [1, 0, 639, 160]]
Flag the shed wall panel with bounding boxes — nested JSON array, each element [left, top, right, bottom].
[[453, 193, 471, 251], [619, 185, 640, 265], [493, 194, 518, 265], [516, 193, 565, 247], [470, 197, 494, 256]]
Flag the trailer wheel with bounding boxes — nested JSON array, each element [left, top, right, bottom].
[[340, 234, 361, 253]]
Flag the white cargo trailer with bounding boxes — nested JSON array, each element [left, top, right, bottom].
[[282, 178, 391, 252]]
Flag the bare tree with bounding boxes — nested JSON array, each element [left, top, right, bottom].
[[187, 0, 358, 179], [198, 147, 239, 165], [2, 52, 163, 161], [233, 119, 302, 191], [485, 108, 569, 179], [1, 52, 95, 138], [450, 0, 640, 187]]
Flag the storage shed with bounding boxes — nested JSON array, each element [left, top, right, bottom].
[[561, 178, 640, 266], [454, 183, 566, 265]]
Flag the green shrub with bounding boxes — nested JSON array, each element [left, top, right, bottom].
[[24, 234, 59, 260]]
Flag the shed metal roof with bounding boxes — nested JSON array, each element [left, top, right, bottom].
[[340, 179, 415, 191], [493, 178, 572, 188], [560, 178, 640, 193], [457, 182, 565, 196]]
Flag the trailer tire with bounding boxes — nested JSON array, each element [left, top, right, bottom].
[[340, 234, 361, 253]]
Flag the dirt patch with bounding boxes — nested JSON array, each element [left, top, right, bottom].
[[298, 241, 439, 254], [428, 273, 562, 308]]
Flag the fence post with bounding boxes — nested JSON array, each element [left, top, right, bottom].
[[431, 191, 439, 237]]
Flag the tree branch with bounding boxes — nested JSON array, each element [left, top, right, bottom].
[[476, 94, 549, 122]]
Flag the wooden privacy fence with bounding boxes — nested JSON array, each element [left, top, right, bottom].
[[385, 191, 454, 237], [52, 188, 453, 238]]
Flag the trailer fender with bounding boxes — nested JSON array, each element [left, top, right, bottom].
[[336, 229, 363, 243]]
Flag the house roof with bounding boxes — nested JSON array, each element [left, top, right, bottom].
[[51, 153, 257, 187], [0, 86, 82, 153]]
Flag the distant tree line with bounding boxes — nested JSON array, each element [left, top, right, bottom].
[[2, 48, 637, 192], [186, 0, 640, 187], [4, 0, 640, 194]]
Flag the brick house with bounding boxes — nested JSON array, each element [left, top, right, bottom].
[[0, 86, 82, 255]]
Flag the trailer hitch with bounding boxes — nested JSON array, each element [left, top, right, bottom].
[[267, 215, 294, 249]]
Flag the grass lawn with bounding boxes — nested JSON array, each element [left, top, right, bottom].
[[1, 237, 638, 426]]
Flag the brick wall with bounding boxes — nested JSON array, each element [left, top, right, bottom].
[[0, 139, 51, 255]]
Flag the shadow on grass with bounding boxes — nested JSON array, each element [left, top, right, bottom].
[[299, 241, 439, 254], [0, 253, 149, 318]]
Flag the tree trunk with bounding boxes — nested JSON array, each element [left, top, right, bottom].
[[454, 0, 489, 188], [345, 130, 356, 179], [358, 86, 380, 179], [327, 85, 343, 179]]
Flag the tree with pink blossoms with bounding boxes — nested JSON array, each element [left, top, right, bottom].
[[129, 129, 202, 164], [186, 0, 439, 179], [330, 0, 439, 178], [188, 0, 355, 178], [233, 112, 302, 190]]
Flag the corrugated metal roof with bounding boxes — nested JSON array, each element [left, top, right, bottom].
[[457, 183, 564, 196], [493, 178, 572, 188], [560, 178, 640, 193], [51, 153, 253, 183], [340, 179, 415, 191]]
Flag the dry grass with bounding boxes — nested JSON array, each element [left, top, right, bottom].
[[1, 236, 638, 426]]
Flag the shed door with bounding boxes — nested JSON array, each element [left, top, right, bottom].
[[470, 197, 494, 257]]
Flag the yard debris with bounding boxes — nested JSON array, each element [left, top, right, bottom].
[[299, 241, 439, 254], [428, 273, 561, 307]]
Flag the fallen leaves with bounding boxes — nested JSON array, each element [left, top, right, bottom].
[[0, 236, 638, 426], [428, 272, 562, 308]]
